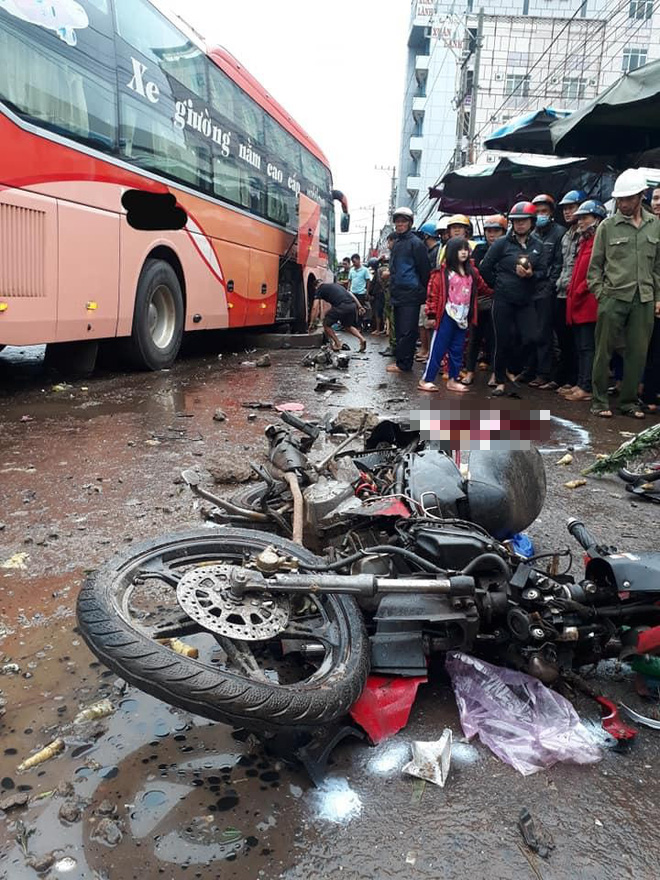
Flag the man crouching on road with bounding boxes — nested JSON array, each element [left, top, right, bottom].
[[386, 206, 432, 374], [588, 168, 660, 419], [309, 279, 367, 352]]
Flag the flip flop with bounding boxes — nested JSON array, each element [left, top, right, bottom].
[[622, 410, 645, 420], [592, 409, 613, 418], [418, 381, 440, 392], [491, 387, 506, 397], [461, 377, 474, 386]]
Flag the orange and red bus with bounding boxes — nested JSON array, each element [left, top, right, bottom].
[[0, 0, 349, 370]]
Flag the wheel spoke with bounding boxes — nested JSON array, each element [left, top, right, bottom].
[[279, 618, 339, 649], [137, 562, 182, 588], [215, 636, 270, 683]]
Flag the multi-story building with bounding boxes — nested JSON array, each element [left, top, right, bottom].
[[398, 0, 660, 211]]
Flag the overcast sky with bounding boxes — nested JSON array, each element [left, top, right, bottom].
[[168, 0, 410, 257]]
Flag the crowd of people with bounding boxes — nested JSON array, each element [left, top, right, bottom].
[[315, 166, 660, 419]]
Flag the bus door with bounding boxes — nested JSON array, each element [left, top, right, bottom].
[[298, 194, 320, 275], [0, 188, 58, 345]]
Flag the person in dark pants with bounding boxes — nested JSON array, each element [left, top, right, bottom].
[[463, 214, 507, 386], [478, 201, 546, 396], [555, 189, 586, 394], [308, 280, 366, 352], [386, 207, 431, 374], [524, 194, 565, 389], [642, 185, 660, 411], [565, 200, 608, 401]]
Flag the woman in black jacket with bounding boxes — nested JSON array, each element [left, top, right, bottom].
[[478, 202, 546, 396]]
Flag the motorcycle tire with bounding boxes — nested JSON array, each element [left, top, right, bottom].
[[77, 527, 369, 731], [229, 480, 289, 511]]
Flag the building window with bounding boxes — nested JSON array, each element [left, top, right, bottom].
[[561, 77, 586, 100], [504, 74, 530, 97], [622, 47, 648, 71], [629, 1, 653, 20]]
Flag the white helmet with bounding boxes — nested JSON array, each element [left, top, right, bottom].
[[611, 168, 648, 198], [392, 206, 414, 222]]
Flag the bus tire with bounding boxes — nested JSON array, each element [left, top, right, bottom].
[[123, 259, 184, 370]]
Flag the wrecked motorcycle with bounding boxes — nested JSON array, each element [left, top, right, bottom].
[[77, 414, 660, 733]]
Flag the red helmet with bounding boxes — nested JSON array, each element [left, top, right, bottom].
[[484, 214, 508, 230], [531, 194, 556, 209], [509, 201, 537, 221]]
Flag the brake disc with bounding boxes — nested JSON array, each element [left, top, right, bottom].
[[176, 564, 289, 641]]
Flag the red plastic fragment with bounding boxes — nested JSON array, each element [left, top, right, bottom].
[[349, 674, 427, 744], [636, 626, 660, 656], [595, 696, 637, 741]]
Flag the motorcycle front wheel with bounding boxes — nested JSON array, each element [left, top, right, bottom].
[[77, 528, 369, 731]]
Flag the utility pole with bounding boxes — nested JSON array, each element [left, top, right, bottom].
[[362, 226, 368, 260], [467, 8, 484, 165], [375, 164, 397, 217], [370, 206, 375, 254]]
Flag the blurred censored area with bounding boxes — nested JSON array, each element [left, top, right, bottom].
[[409, 402, 551, 452]]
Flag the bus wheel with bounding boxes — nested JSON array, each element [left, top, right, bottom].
[[123, 259, 184, 370]]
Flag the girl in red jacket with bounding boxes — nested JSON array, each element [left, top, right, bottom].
[[419, 238, 491, 392], [564, 200, 608, 402]]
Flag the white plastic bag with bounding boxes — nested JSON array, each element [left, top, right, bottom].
[[445, 652, 602, 776]]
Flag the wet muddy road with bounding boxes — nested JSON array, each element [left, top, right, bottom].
[[1, 335, 659, 880]]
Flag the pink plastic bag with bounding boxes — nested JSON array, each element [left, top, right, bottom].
[[445, 652, 602, 775]]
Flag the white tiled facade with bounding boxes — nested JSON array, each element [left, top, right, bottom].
[[397, 0, 660, 210]]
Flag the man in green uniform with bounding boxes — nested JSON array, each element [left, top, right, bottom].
[[588, 168, 660, 418]]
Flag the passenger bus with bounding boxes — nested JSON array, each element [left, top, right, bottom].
[[0, 0, 349, 370]]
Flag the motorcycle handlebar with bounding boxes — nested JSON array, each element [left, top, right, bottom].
[[279, 411, 321, 440], [567, 517, 599, 555]]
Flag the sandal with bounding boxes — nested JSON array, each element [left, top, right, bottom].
[[528, 378, 544, 388], [491, 386, 506, 397], [592, 409, 613, 418], [359, 340, 367, 352], [418, 381, 440, 392], [538, 381, 558, 391], [622, 409, 645, 420], [461, 377, 475, 386]]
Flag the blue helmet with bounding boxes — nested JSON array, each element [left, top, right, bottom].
[[558, 189, 588, 207], [574, 199, 608, 220], [418, 221, 440, 239]]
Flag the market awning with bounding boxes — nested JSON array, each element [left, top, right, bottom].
[[551, 59, 660, 160], [430, 154, 607, 214], [483, 108, 572, 155]]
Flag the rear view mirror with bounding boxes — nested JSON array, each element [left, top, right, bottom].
[[340, 212, 350, 233]]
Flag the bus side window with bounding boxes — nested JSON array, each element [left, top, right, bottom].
[[114, 0, 208, 101], [0, 3, 116, 150]]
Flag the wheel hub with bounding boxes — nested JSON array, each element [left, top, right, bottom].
[[176, 564, 289, 641]]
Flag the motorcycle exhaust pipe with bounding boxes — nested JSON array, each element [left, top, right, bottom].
[[255, 573, 475, 599]]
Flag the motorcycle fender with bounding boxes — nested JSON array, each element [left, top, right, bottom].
[[586, 553, 660, 593]]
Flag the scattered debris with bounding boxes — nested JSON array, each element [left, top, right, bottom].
[[15, 819, 34, 856], [0, 791, 29, 812], [17, 738, 65, 773], [565, 479, 587, 489], [302, 347, 333, 368], [144, 439, 161, 447], [73, 699, 115, 725], [54, 857, 78, 872], [1, 663, 21, 675], [1, 552, 29, 570], [241, 401, 274, 410], [518, 807, 555, 859], [25, 852, 57, 874], [213, 409, 227, 422], [256, 354, 271, 367], [556, 453, 573, 466], [332, 408, 380, 433], [315, 373, 347, 392], [275, 402, 305, 413], [621, 704, 660, 730], [403, 729, 453, 787], [91, 817, 123, 847], [156, 637, 199, 658], [58, 801, 81, 824]]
